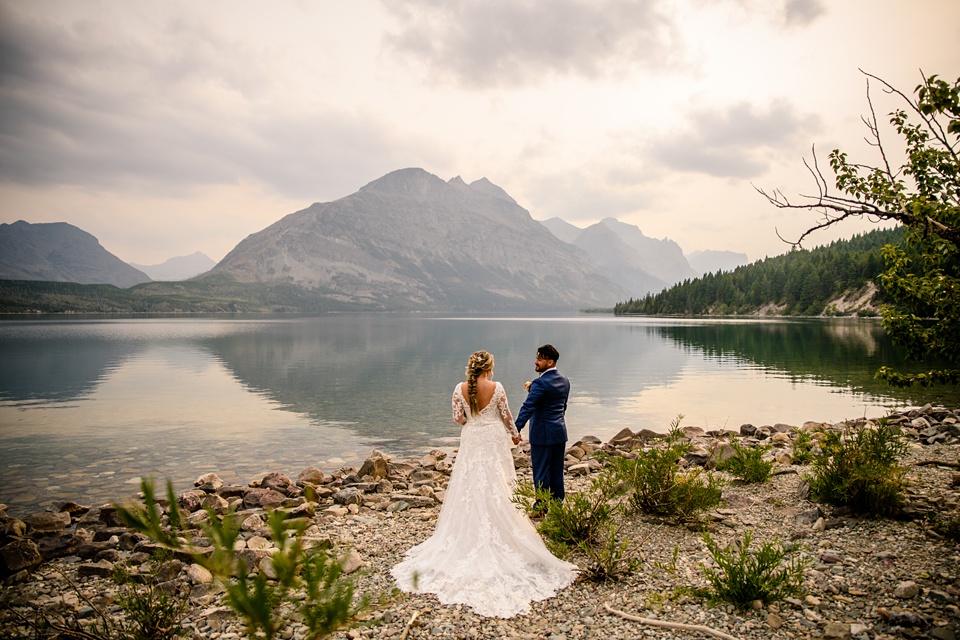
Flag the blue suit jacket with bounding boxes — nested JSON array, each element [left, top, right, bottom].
[[515, 369, 569, 445]]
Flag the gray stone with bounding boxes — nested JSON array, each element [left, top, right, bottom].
[[259, 472, 294, 494], [823, 621, 851, 639], [894, 580, 920, 599], [186, 563, 214, 584], [243, 488, 287, 510], [194, 473, 224, 492], [297, 467, 325, 486], [333, 487, 364, 506], [77, 560, 115, 578], [338, 550, 363, 574], [178, 489, 208, 512], [795, 506, 823, 526]]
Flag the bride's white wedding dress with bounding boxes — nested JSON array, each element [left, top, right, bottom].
[[391, 381, 578, 618]]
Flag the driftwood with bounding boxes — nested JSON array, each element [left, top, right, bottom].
[[399, 610, 419, 640], [604, 602, 741, 640], [914, 459, 960, 468]]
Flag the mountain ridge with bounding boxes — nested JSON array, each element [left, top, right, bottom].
[[0, 221, 150, 288], [210, 167, 628, 311]]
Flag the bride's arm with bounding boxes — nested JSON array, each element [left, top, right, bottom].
[[496, 386, 519, 438], [452, 385, 467, 426]]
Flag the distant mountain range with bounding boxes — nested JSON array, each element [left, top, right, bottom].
[[131, 251, 215, 281], [541, 217, 697, 293], [0, 168, 752, 311], [0, 221, 150, 288]]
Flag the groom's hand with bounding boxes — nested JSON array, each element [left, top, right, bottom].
[[512, 434, 522, 445]]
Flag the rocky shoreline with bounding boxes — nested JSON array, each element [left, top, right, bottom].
[[2, 405, 959, 640]]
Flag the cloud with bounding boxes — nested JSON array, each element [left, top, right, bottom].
[[783, 0, 825, 27], [0, 3, 447, 200], [379, 0, 682, 88], [647, 99, 820, 178]]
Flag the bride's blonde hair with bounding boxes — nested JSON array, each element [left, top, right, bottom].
[[465, 350, 494, 415]]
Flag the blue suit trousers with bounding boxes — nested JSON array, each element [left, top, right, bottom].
[[530, 442, 566, 502]]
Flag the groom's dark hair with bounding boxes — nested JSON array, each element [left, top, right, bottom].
[[537, 344, 560, 362]]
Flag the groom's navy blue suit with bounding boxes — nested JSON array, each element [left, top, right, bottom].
[[515, 369, 569, 502]]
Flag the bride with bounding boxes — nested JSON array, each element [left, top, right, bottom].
[[391, 350, 578, 618]]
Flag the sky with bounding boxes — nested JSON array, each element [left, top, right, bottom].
[[1, 1, 958, 266]]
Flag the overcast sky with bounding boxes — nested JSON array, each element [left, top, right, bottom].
[[1, 1, 957, 265]]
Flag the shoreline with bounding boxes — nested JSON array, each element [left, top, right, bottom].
[[2, 405, 959, 639]]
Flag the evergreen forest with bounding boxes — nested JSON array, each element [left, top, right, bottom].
[[615, 226, 904, 316]]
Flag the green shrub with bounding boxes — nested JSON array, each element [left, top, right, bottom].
[[513, 477, 616, 547], [110, 550, 189, 640], [602, 419, 724, 520], [115, 478, 366, 640], [577, 523, 639, 582], [702, 531, 807, 608], [791, 429, 815, 465], [805, 421, 908, 516], [718, 438, 773, 483]]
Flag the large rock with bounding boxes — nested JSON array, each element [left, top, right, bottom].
[[358, 451, 391, 480], [243, 488, 287, 510], [297, 467, 325, 486], [24, 511, 72, 534], [0, 539, 43, 573], [194, 473, 224, 492], [178, 489, 209, 513], [333, 488, 364, 506], [259, 472, 294, 494]]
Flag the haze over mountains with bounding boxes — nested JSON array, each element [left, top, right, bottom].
[[131, 252, 216, 281], [1, 168, 752, 310]]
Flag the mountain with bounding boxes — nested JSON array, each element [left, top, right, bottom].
[[571, 223, 668, 295], [597, 218, 697, 285], [540, 216, 696, 296], [541, 217, 583, 244], [208, 168, 629, 311], [0, 221, 150, 288], [687, 249, 749, 276], [131, 251, 216, 281]]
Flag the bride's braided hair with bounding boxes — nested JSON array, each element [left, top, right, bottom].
[[465, 350, 494, 415]]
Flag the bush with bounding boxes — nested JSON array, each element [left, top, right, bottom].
[[702, 530, 807, 608], [602, 419, 724, 520], [513, 477, 616, 547], [805, 421, 908, 516], [110, 550, 189, 640], [577, 522, 639, 583], [115, 478, 366, 640], [791, 429, 815, 465], [718, 438, 773, 483]]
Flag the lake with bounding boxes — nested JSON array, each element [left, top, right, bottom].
[[1, 313, 957, 516]]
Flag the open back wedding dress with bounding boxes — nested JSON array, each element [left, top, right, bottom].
[[391, 381, 578, 618]]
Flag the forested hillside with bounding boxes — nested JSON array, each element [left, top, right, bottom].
[[615, 227, 904, 316]]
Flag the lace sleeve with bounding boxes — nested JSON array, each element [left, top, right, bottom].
[[452, 385, 467, 425], [496, 383, 519, 437]]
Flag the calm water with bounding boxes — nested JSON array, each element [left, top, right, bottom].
[[1, 314, 957, 516]]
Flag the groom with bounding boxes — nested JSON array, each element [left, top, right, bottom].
[[515, 344, 569, 504]]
